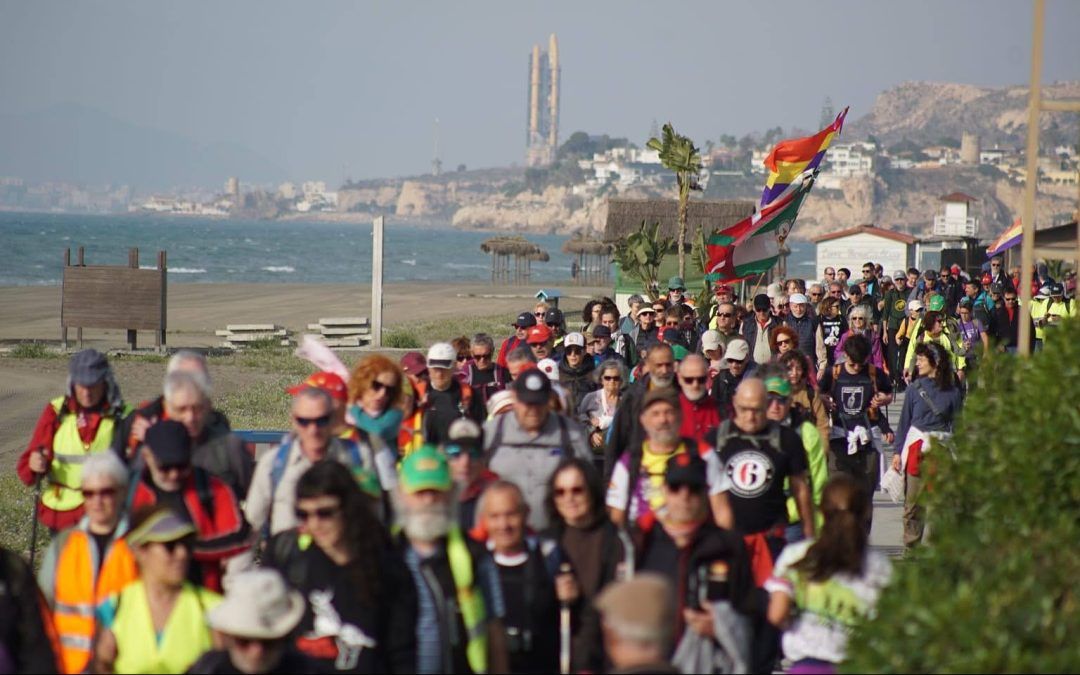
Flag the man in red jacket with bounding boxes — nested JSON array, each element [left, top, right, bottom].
[[128, 420, 252, 592], [677, 355, 721, 442], [496, 311, 537, 369]]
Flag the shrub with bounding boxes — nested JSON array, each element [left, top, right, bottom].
[[844, 317, 1080, 672], [382, 329, 422, 349], [8, 343, 54, 359]]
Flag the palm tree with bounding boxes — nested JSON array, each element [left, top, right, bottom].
[[647, 123, 702, 278]]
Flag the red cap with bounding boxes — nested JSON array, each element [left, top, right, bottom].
[[981, 272, 992, 285], [287, 371, 348, 401], [713, 283, 732, 295], [526, 324, 553, 344], [400, 352, 428, 376]]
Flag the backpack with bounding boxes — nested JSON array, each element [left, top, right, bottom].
[[484, 413, 573, 463]]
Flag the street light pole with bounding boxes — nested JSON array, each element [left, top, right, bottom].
[[1017, 0, 1045, 356]]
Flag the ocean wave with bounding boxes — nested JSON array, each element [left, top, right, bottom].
[[444, 263, 488, 270], [169, 267, 207, 274], [262, 265, 295, 273]]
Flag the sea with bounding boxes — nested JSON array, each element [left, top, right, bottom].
[[0, 211, 815, 286]]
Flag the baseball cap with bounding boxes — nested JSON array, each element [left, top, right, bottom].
[[764, 375, 792, 397], [486, 390, 515, 417], [445, 418, 483, 458], [512, 369, 553, 405], [593, 325, 612, 339], [536, 358, 559, 381], [287, 371, 348, 401], [69, 349, 110, 386], [892, 270, 906, 280], [663, 452, 707, 489], [989, 282, 1003, 295], [725, 338, 750, 361], [126, 508, 196, 548], [700, 330, 722, 353], [908, 299, 925, 312], [1036, 284, 1052, 299], [514, 311, 538, 328], [667, 275, 686, 291], [789, 293, 809, 305], [641, 386, 679, 412], [981, 272, 993, 285], [399, 445, 452, 494], [526, 325, 553, 344], [1050, 282, 1064, 296], [564, 332, 585, 349], [927, 294, 946, 311], [145, 420, 193, 467], [753, 294, 771, 311], [544, 307, 564, 326], [426, 342, 457, 370], [400, 352, 428, 377], [713, 283, 733, 296]]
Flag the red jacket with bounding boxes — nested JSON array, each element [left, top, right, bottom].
[[496, 334, 525, 369], [130, 470, 251, 592], [679, 393, 721, 443], [17, 399, 110, 532]]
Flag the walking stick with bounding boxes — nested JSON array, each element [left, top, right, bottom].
[[558, 563, 573, 675], [28, 474, 43, 569]]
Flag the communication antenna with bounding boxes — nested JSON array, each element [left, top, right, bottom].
[[432, 117, 443, 176]]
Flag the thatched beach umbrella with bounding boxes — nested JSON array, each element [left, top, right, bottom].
[[480, 235, 550, 284], [562, 235, 612, 284]]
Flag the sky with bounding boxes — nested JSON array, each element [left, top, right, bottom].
[[1, 0, 1078, 186]]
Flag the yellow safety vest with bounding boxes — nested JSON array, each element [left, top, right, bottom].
[[448, 526, 488, 674], [1030, 298, 1049, 340], [111, 581, 221, 675], [42, 397, 119, 512]]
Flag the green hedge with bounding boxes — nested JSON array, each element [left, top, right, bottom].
[[844, 317, 1080, 672]]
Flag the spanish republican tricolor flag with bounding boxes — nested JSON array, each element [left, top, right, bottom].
[[986, 218, 1023, 257], [760, 107, 848, 207]]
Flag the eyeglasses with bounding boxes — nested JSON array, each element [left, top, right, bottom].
[[851, 317, 866, 322], [717, 312, 733, 318], [372, 379, 398, 393], [862, 269, 873, 275], [158, 463, 190, 474], [809, 292, 822, 298], [829, 290, 842, 296], [566, 346, 584, 355], [294, 414, 331, 428], [294, 505, 340, 522], [471, 352, 492, 361], [456, 354, 470, 363], [1005, 297, 1018, 303], [776, 303, 789, 309], [727, 358, 745, 365], [775, 338, 792, 346], [554, 486, 585, 498], [81, 487, 118, 499], [665, 320, 680, 327], [991, 263, 1001, 267], [767, 393, 789, 405], [665, 482, 702, 494], [233, 636, 276, 649], [444, 443, 482, 459], [681, 376, 707, 385], [602, 375, 621, 382], [734, 404, 765, 415], [535, 312, 546, 317]]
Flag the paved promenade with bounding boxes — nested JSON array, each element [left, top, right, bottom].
[[869, 391, 904, 556]]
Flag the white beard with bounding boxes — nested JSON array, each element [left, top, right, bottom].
[[652, 375, 674, 388], [684, 388, 706, 402], [403, 506, 451, 542]]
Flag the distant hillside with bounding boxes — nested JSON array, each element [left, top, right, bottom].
[[847, 80, 1080, 149], [0, 103, 285, 190]]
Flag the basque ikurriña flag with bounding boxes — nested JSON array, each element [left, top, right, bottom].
[[760, 107, 848, 206], [986, 218, 1023, 257], [707, 177, 812, 283]]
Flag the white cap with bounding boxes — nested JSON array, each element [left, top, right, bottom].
[[564, 332, 585, 348], [789, 293, 809, 305], [426, 342, 457, 369], [908, 300, 924, 311], [486, 390, 515, 417], [700, 330, 722, 353], [766, 282, 783, 299], [725, 338, 750, 361], [537, 358, 559, 381]]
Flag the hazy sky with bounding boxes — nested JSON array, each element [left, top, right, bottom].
[[2, 1, 1078, 185]]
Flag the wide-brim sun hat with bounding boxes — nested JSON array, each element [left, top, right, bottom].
[[206, 569, 306, 640]]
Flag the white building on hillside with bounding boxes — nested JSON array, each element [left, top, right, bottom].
[[933, 192, 979, 238], [823, 142, 876, 177]]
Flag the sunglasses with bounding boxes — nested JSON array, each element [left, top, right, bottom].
[[602, 375, 621, 382], [158, 463, 190, 474], [554, 486, 585, 498], [717, 312, 733, 318], [727, 358, 745, 365], [81, 487, 118, 499], [776, 303, 789, 309], [1005, 297, 1018, 302], [863, 270, 873, 275], [155, 539, 193, 554], [767, 393, 789, 405], [471, 352, 492, 361], [851, 317, 866, 321], [233, 636, 277, 649], [294, 505, 340, 522], [775, 338, 792, 346], [456, 354, 470, 362], [294, 414, 331, 428], [566, 346, 584, 354], [829, 290, 842, 296], [372, 380, 398, 393], [809, 292, 822, 297], [535, 312, 546, 317], [665, 320, 680, 327], [665, 482, 703, 494], [444, 443, 483, 459], [681, 376, 707, 385]]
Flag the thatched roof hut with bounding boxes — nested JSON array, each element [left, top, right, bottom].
[[603, 198, 755, 242], [562, 236, 612, 256], [480, 235, 549, 284]]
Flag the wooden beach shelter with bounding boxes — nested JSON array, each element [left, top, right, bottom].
[[480, 235, 550, 285], [603, 198, 755, 304], [562, 235, 612, 285]]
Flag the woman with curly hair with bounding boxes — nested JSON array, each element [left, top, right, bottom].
[[263, 461, 417, 674], [779, 349, 830, 441], [348, 354, 404, 457]]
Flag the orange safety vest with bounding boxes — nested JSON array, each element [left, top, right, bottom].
[[51, 530, 138, 673]]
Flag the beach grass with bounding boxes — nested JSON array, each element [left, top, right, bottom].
[[0, 473, 52, 566], [215, 378, 294, 430]]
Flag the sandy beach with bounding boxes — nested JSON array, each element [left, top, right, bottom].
[[0, 281, 609, 465]]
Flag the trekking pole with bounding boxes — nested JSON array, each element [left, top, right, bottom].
[[558, 562, 573, 675], [28, 473, 43, 569]]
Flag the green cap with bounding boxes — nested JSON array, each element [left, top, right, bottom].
[[399, 445, 452, 494], [671, 344, 689, 361], [764, 375, 792, 397], [667, 276, 686, 291], [351, 467, 382, 499], [927, 294, 946, 312]]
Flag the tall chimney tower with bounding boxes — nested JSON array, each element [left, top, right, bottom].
[[525, 34, 560, 167]]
